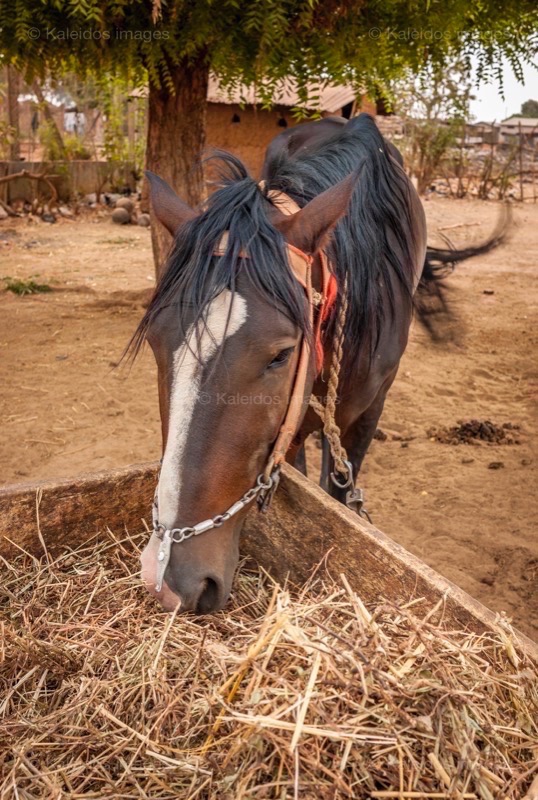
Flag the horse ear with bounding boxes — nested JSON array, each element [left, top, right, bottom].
[[274, 170, 360, 255], [145, 170, 197, 236]]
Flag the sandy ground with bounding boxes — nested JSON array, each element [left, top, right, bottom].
[[0, 198, 536, 639]]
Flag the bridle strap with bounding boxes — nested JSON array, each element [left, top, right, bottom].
[[259, 188, 314, 472], [267, 257, 314, 472]]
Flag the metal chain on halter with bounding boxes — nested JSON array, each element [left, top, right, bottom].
[[152, 472, 277, 592]]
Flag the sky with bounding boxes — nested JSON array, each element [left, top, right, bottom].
[[469, 58, 538, 122]]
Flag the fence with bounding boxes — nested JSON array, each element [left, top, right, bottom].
[[0, 161, 136, 204], [376, 116, 538, 202]]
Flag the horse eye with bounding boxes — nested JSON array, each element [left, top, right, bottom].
[[267, 347, 295, 369]]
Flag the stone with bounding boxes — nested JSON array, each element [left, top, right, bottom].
[[137, 213, 150, 227], [112, 208, 131, 225], [115, 197, 134, 214], [104, 193, 121, 206]]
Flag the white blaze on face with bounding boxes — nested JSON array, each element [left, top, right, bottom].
[[157, 290, 248, 528]]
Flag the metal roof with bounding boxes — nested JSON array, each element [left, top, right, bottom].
[[206, 76, 355, 112], [500, 117, 538, 128], [130, 77, 356, 112]]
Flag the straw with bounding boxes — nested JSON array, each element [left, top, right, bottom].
[[1, 528, 536, 799]]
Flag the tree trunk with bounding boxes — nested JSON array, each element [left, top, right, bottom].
[[145, 56, 210, 276], [6, 67, 20, 161]]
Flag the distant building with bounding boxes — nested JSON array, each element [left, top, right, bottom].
[[209, 77, 375, 174], [64, 108, 86, 135], [464, 122, 500, 146], [500, 117, 538, 146]]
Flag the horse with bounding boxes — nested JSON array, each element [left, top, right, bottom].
[[129, 113, 491, 614]]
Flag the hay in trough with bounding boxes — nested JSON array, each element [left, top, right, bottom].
[[1, 528, 537, 799]]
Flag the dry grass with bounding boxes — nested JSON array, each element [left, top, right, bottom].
[[1, 529, 536, 799]]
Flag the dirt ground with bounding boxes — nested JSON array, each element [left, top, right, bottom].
[[0, 198, 536, 639]]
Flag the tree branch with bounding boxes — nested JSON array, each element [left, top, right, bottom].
[[0, 170, 58, 204]]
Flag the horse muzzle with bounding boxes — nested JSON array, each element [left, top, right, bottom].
[[140, 530, 237, 614]]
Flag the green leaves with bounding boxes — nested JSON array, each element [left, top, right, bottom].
[[2, 277, 52, 296], [0, 0, 536, 99]]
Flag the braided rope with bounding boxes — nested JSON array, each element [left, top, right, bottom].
[[309, 275, 349, 475]]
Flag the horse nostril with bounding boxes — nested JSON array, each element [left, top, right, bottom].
[[195, 577, 222, 614]]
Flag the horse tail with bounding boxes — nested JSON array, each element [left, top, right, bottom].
[[415, 204, 511, 340]]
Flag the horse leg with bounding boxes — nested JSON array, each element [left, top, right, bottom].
[[328, 371, 398, 509], [294, 442, 307, 476], [328, 400, 384, 508]]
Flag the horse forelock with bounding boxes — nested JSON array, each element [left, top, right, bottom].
[[128, 153, 309, 366]]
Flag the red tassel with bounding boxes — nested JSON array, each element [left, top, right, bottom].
[[315, 274, 338, 373]]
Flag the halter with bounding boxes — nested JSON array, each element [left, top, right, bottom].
[[151, 189, 338, 592]]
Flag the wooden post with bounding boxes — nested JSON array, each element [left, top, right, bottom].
[[531, 125, 537, 203], [532, 142, 536, 203], [6, 66, 20, 161], [519, 121, 524, 202], [490, 126, 496, 199]]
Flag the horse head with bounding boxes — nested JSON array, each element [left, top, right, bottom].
[[138, 163, 357, 613]]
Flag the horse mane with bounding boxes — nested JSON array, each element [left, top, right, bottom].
[[130, 114, 417, 383], [129, 155, 310, 361], [264, 113, 417, 382]]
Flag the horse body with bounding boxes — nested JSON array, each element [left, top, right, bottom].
[[135, 113, 427, 613]]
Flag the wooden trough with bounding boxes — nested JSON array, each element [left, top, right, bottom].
[[1, 461, 536, 661]]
